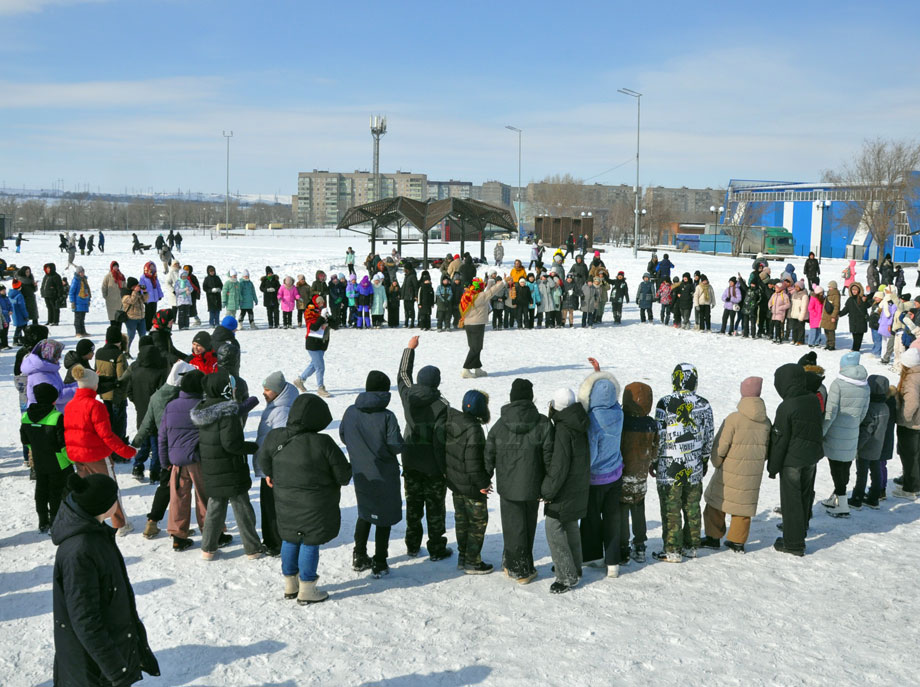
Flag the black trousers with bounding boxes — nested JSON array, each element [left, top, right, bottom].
[[282, 311, 292, 327], [354, 518, 391, 564], [403, 301, 415, 327], [437, 309, 451, 330], [45, 298, 60, 325], [779, 464, 817, 552], [463, 324, 485, 369], [791, 319, 806, 344], [698, 304, 711, 330], [499, 497, 538, 578], [260, 477, 281, 550], [828, 460, 851, 496], [144, 302, 157, 331], [580, 480, 622, 565], [35, 466, 73, 526], [851, 332, 864, 351], [721, 309, 736, 333], [491, 308, 502, 329], [853, 459, 882, 499], [266, 305, 279, 328], [897, 426, 920, 492], [147, 466, 172, 522], [618, 499, 647, 552]]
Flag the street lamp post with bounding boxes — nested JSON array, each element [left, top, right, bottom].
[[709, 205, 725, 255], [222, 130, 233, 239], [815, 199, 831, 262], [618, 88, 642, 258], [505, 125, 523, 242]]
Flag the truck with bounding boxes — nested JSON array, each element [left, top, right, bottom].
[[673, 225, 794, 257]]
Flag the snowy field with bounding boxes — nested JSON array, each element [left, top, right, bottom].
[[2, 231, 919, 686]]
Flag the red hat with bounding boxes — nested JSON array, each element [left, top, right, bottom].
[[454, 254, 460, 260], [11, 279, 21, 288]]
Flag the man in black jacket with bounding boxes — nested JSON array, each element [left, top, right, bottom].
[[485, 378, 554, 583], [768, 363, 824, 556], [804, 252, 820, 289], [397, 336, 451, 560], [439, 389, 493, 574]]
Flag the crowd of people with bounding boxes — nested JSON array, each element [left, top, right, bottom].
[[5, 235, 920, 686]]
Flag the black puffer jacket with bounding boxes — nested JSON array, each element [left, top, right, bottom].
[[459, 255, 476, 286], [41, 263, 64, 301], [202, 267, 223, 311], [673, 274, 695, 311], [542, 402, 590, 521], [211, 324, 238, 355], [150, 327, 187, 367], [397, 348, 449, 476], [441, 407, 490, 498], [569, 256, 589, 286], [126, 345, 168, 428], [839, 286, 870, 334], [191, 374, 256, 498], [51, 497, 159, 687], [767, 363, 824, 475], [260, 268, 280, 307], [339, 390, 404, 526], [259, 394, 352, 544], [485, 400, 554, 501]]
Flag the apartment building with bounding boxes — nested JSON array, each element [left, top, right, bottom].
[[296, 170, 427, 226]]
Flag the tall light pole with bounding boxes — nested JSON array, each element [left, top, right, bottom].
[[618, 88, 642, 257], [371, 115, 387, 202], [505, 125, 523, 241], [222, 130, 233, 238], [709, 205, 724, 255], [815, 199, 831, 262]]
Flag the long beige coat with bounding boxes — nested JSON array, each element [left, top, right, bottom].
[[897, 366, 920, 430], [100, 272, 124, 321], [704, 397, 772, 517]]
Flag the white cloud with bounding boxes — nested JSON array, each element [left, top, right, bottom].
[[0, 0, 108, 16], [0, 76, 224, 108]]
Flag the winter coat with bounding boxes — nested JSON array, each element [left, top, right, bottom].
[[221, 278, 241, 312], [768, 290, 790, 321], [484, 400, 554, 501], [867, 261, 880, 292], [569, 257, 589, 286], [878, 301, 897, 337], [673, 278, 695, 312], [134, 381, 179, 446], [657, 282, 673, 306], [174, 275, 192, 307], [10, 288, 29, 326], [580, 283, 598, 314], [541, 402, 590, 521], [22, 352, 77, 411], [203, 269, 223, 311], [440, 407, 491, 499], [823, 364, 871, 462], [100, 272, 125, 321], [0, 293, 11, 325], [253, 382, 298, 476], [278, 283, 299, 312], [458, 281, 504, 327], [721, 284, 742, 310], [16, 268, 38, 316], [636, 280, 656, 309], [767, 364, 825, 475], [150, 327, 186, 368], [609, 279, 629, 304], [239, 278, 258, 310], [656, 258, 674, 280], [654, 364, 714, 487], [122, 290, 145, 321], [789, 290, 809, 321], [494, 243, 504, 262], [401, 269, 418, 302], [259, 394, 352, 545], [69, 275, 91, 312], [821, 281, 841, 330], [126, 346, 167, 429], [898, 366, 920, 429], [63, 388, 136, 464], [808, 296, 825, 329], [858, 376, 890, 462], [163, 266, 181, 307], [435, 283, 452, 311], [561, 281, 580, 310], [51, 498, 158, 687], [538, 281, 554, 313], [742, 280, 761, 317], [190, 385, 254, 499], [158, 392, 203, 469], [417, 281, 434, 312], [338, 390, 404, 527], [578, 371, 624, 485], [620, 382, 658, 505], [704, 397, 771, 517], [371, 283, 386, 316], [139, 264, 163, 304], [41, 265, 65, 302], [397, 348, 449, 475], [260, 272, 280, 307], [839, 284, 869, 334], [693, 283, 715, 307], [94, 342, 129, 404]]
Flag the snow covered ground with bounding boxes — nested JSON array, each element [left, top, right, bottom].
[[2, 232, 919, 686]]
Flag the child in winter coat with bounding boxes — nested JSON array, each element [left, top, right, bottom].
[[68, 268, 91, 338], [355, 276, 373, 329], [0, 284, 13, 349], [503, 277, 517, 329], [619, 382, 658, 563], [295, 275, 310, 327], [239, 270, 258, 328], [581, 279, 599, 328], [561, 275, 579, 327], [371, 274, 387, 328], [636, 273, 655, 323], [789, 281, 809, 345], [594, 272, 609, 324], [609, 272, 629, 324], [345, 274, 358, 328], [548, 277, 563, 329], [278, 276, 300, 329], [515, 277, 532, 328], [849, 375, 890, 509], [720, 277, 742, 335], [526, 274, 541, 329], [221, 269, 241, 318], [768, 282, 791, 343], [807, 287, 826, 347], [417, 271, 434, 331], [174, 269, 193, 330], [877, 292, 897, 364], [839, 282, 869, 351], [537, 274, 553, 328], [436, 276, 453, 331], [693, 275, 715, 331], [657, 279, 673, 325]]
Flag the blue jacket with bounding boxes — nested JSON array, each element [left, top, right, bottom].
[[577, 371, 624, 485], [656, 259, 674, 279], [0, 293, 12, 324], [10, 289, 30, 325], [526, 280, 541, 309], [69, 276, 91, 312]]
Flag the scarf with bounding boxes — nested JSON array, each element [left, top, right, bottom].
[[110, 262, 126, 288], [144, 262, 158, 287], [78, 275, 89, 300], [458, 281, 484, 327]]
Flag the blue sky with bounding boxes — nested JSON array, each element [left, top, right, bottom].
[[2, 0, 919, 198]]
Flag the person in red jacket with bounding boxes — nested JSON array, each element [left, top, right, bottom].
[[188, 331, 217, 374], [64, 365, 137, 535]]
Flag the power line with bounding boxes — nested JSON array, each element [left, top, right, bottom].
[[582, 157, 635, 182]]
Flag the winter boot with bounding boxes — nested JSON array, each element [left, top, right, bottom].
[[863, 489, 881, 509], [606, 564, 620, 579], [429, 547, 453, 562], [283, 574, 298, 600], [142, 519, 160, 539], [292, 377, 306, 393], [117, 521, 134, 537], [773, 537, 804, 556], [700, 536, 721, 550], [724, 540, 745, 553], [371, 557, 389, 578], [217, 533, 233, 548], [550, 581, 573, 594], [682, 547, 698, 559], [515, 569, 537, 585], [472, 368, 488, 378], [652, 551, 681, 563], [463, 561, 494, 575], [891, 486, 917, 500], [297, 578, 328, 605], [847, 494, 863, 510], [132, 464, 144, 481], [352, 551, 372, 572], [461, 369, 474, 379], [316, 386, 331, 398], [828, 496, 850, 518], [820, 492, 838, 509], [630, 544, 646, 563], [172, 536, 193, 552]]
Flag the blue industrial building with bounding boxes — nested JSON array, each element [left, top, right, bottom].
[[723, 176, 920, 262]]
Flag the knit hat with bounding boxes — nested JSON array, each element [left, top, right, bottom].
[[902, 348, 920, 369], [417, 365, 441, 389], [242, 269, 250, 278], [797, 351, 818, 367], [180, 369, 204, 394], [192, 331, 212, 349], [740, 376, 763, 398], [126, 276, 138, 290], [67, 473, 118, 518], [71, 365, 99, 390], [840, 351, 861, 368], [263, 370, 287, 395], [813, 285, 823, 294], [551, 387, 575, 410], [105, 324, 122, 344], [365, 370, 391, 393], [228, 268, 238, 277], [373, 272, 384, 282], [75, 338, 95, 357], [220, 315, 238, 331], [33, 382, 59, 405], [510, 378, 534, 402], [901, 292, 912, 302], [462, 389, 490, 422], [137, 335, 153, 349]]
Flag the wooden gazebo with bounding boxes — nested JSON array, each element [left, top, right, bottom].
[[336, 196, 517, 266]]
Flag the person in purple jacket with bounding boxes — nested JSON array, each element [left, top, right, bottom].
[[21, 339, 77, 411], [720, 276, 743, 335], [139, 261, 165, 332], [157, 369, 211, 552]]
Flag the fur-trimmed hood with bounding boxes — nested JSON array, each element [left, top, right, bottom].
[[190, 399, 239, 427], [577, 370, 622, 411]]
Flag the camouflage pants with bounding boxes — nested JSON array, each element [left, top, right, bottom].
[[657, 481, 702, 553], [452, 493, 488, 565], [404, 470, 448, 555]]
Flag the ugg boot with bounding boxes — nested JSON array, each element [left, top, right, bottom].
[[461, 369, 474, 379], [297, 578, 329, 605], [316, 386, 331, 398], [283, 574, 298, 600], [827, 496, 850, 518], [293, 377, 306, 393]]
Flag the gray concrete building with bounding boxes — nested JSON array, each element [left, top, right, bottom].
[[296, 169, 427, 226]]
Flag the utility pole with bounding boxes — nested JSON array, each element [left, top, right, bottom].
[[223, 130, 233, 239], [617, 88, 642, 257], [505, 126, 523, 241], [370, 116, 387, 256]]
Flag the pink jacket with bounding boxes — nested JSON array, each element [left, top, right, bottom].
[[769, 291, 791, 321], [843, 260, 856, 289], [808, 296, 825, 328], [278, 283, 300, 312]]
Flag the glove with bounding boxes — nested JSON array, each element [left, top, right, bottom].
[[768, 472, 777, 480], [211, 288, 219, 293], [129, 435, 140, 448]]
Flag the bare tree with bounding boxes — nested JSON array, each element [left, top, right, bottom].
[[722, 200, 770, 256], [825, 138, 920, 257], [530, 174, 585, 216], [606, 198, 634, 246]]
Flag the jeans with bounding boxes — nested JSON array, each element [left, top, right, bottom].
[[808, 327, 825, 346], [281, 540, 319, 581], [202, 493, 262, 555], [125, 318, 146, 353], [300, 349, 325, 388], [871, 328, 882, 356], [208, 309, 220, 327], [133, 436, 159, 477], [660, 304, 671, 324]]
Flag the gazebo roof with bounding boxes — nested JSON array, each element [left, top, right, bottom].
[[337, 196, 516, 236]]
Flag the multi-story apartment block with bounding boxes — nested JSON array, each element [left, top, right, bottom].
[[427, 179, 473, 201], [471, 181, 512, 208], [296, 170, 427, 226]]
